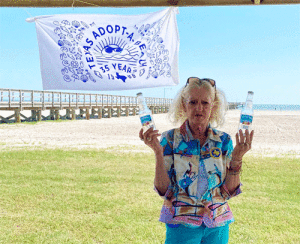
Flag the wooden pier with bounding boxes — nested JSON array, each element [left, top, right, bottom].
[[0, 88, 172, 123], [0, 88, 243, 123], [228, 102, 244, 110]]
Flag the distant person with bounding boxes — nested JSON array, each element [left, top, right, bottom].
[[139, 77, 254, 244]]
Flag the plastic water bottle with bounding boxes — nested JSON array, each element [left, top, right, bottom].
[[136, 92, 156, 131], [238, 91, 254, 132]]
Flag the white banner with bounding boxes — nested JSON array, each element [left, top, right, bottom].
[[28, 8, 180, 91]]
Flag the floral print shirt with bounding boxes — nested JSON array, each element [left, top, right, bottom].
[[155, 120, 242, 228]]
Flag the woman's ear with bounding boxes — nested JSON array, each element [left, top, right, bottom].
[[211, 101, 217, 111], [210, 101, 218, 118], [211, 101, 216, 109]]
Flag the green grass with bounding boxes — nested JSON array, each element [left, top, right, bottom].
[[230, 156, 300, 243], [0, 149, 299, 244]]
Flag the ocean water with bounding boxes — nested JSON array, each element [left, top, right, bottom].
[[253, 104, 300, 111], [236, 104, 300, 111]]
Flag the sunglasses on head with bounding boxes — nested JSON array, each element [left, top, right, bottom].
[[185, 77, 216, 91]]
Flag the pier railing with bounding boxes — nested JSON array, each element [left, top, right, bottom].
[[0, 88, 172, 109], [0, 88, 242, 123], [0, 88, 173, 123]]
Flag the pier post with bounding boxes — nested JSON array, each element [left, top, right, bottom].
[[54, 109, 60, 120], [86, 108, 90, 120], [117, 106, 121, 117], [125, 107, 129, 117], [150, 106, 155, 114], [15, 109, 21, 123], [107, 107, 112, 118], [80, 109, 84, 118], [98, 107, 102, 119], [50, 109, 55, 120], [71, 109, 76, 120], [31, 110, 37, 121], [66, 109, 71, 119], [37, 110, 42, 121]]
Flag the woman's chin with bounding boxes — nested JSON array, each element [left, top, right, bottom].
[[191, 121, 203, 127], [193, 117, 204, 123], [190, 118, 209, 128]]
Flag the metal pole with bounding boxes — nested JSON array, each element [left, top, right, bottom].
[[76, 93, 78, 109], [43, 91, 45, 110], [52, 92, 54, 108], [60, 92, 62, 109], [32, 90, 34, 107], [8, 89, 11, 107], [19, 89, 22, 109]]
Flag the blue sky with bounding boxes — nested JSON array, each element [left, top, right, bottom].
[[0, 5, 299, 104]]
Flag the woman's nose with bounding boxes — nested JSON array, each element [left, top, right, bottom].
[[195, 103, 203, 112]]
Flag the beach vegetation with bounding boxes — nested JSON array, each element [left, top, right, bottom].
[[0, 149, 299, 243]]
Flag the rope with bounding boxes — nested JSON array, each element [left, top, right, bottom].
[[73, 0, 102, 7], [22, 8, 33, 18]]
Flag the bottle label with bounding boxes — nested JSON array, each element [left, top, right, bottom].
[[240, 114, 253, 125], [140, 114, 152, 127]]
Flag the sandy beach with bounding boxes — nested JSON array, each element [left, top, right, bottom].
[[0, 110, 299, 157]]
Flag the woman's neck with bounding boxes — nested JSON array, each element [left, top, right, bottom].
[[188, 121, 208, 140]]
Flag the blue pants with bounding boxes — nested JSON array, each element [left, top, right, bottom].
[[165, 223, 229, 244]]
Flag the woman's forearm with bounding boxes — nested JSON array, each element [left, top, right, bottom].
[[223, 160, 242, 195], [224, 173, 241, 195], [154, 149, 170, 196]]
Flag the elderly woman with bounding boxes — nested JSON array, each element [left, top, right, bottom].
[[139, 77, 254, 244]]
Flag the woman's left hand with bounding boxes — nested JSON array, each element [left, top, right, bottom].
[[231, 129, 254, 164]]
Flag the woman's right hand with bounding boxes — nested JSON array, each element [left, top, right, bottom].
[[139, 127, 162, 153]]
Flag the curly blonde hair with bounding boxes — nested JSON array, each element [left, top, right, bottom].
[[168, 79, 228, 128]]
